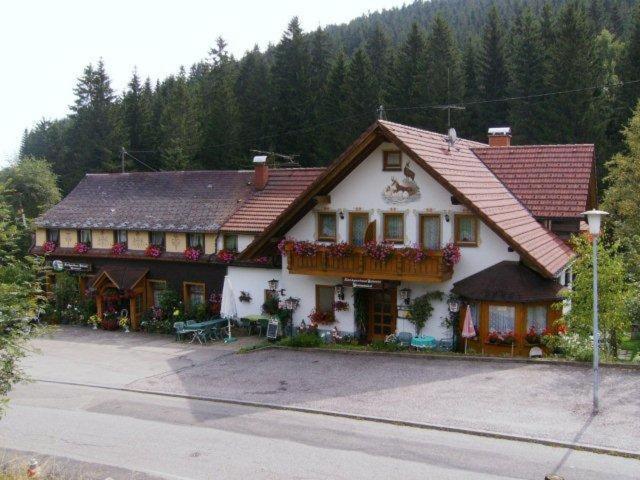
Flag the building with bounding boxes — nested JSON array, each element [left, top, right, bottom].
[[34, 120, 596, 355], [32, 168, 323, 328], [229, 121, 595, 354]]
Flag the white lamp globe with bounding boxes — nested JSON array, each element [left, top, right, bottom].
[[582, 210, 608, 236]]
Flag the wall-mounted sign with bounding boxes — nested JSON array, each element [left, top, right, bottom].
[[343, 277, 383, 289], [51, 260, 92, 273]]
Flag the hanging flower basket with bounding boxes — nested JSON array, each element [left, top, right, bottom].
[[363, 241, 395, 262], [326, 242, 354, 258], [442, 243, 461, 266], [217, 249, 235, 263], [145, 244, 163, 258], [308, 308, 335, 325], [184, 246, 202, 261], [42, 241, 57, 253], [74, 242, 90, 254], [332, 300, 349, 312], [112, 242, 127, 255]]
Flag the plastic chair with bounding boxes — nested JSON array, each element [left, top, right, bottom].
[[173, 321, 186, 341]]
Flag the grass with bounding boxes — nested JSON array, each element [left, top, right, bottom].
[[621, 336, 640, 358]]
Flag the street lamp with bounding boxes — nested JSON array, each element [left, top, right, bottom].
[[582, 209, 608, 414]]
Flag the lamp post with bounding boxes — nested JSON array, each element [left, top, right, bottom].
[[582, 209, 608, 414]]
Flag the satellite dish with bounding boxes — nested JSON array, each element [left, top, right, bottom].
[[447, 127, 458, 146]]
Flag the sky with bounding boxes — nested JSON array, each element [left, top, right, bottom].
[[0, 0, 410, 167]]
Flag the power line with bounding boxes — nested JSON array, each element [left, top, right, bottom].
[[120, 147, 160, 172]]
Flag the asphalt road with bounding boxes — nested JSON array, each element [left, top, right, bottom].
[[2, 382, 638, 480]]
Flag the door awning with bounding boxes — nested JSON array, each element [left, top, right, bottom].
[[91, 265, 148, 291]]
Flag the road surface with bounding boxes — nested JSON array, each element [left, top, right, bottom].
[[1, 381, 638, 480]]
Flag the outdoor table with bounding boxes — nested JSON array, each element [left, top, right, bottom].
[[410, 335, 437, 350], [182, 318, 226, 343]]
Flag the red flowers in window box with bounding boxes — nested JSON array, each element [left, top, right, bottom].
[[442, 243, 461, 266], [308, 308, 335, 325], [326, 242, 354, 258], [112, 242, 127, 255], [332, 300, 350, 312], [400, 243, 428, 263], [293, 240, 319, 257], [42, 241, 57, 253], [487, 330, 519, 345], [217, 249, 235, 263], [252, 256, 269, 264], [74, 242, 90, 254], [363, 241, 395, 262], [145, 244, 163, 258], [184, 246, 202, 261], [525, 326, 541, 345]]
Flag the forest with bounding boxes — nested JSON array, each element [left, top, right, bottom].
[[19, 0, 640, 193]]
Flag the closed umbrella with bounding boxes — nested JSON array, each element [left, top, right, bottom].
[[220, 276, 237, 343], [461, 306, 476, 354]]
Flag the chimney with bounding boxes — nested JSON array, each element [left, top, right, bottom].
[[253, 155, 269, 190], [488, 127, 512, 147]]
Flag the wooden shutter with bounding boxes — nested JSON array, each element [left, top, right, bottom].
[[364, 220, 376, 243]]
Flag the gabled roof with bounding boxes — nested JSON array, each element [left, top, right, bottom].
[[36, 171, 255, 233], [473, 145, 596, 218], [91, 265, 148, 291], [452, 261, 565, 303], [222, 168, 325, 234], [241, 120, 574, 278]]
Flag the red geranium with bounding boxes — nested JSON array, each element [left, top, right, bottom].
[[400, 243, 428, 263], [363, 241, 395, 262], [442, 243, 461, 266], [326, 242, 354, 258], [112, 242, 127, 255], [145, 244, 163, 258], [74, 242, 90, 254], [184, 246, 202, 261], [308, 308, 335, 325], [293, 240, 319, 257], [42, 241, 56, 253], [217, 249, 235, 263]]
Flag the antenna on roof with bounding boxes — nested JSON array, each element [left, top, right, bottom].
[[250, 149, 300, 168], [432, 68, 465, 130], [377, 105, 387, 120], [120, 147, 160, 173]]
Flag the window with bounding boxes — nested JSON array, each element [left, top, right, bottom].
[[419, 214, 441, 250], [223, 234, 238, 252], [383, 150, 402, 171], [349, 212, 369, 246], [46, 229, 59, 244], [114, 230, 128, 245], [184, 282, 205, 310], [526, 305, 548, 333], [468, 302, 479, 333], [148, 280, 166, 307], [78, 229, 92, 246], [383, 213, 404, 243], [316, 285, 334, 314], [455, 214, 478, 246], [188, 233, 204, 249], [149, 231, 165, 247], [317, 212, 337, 242], [488, 305, 515, 332]]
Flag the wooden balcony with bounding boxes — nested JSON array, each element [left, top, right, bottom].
[[286, 246, 453, 283]]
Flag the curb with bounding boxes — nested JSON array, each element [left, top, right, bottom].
[[254, 344, 640, 370], [35, 378, 640, 460]]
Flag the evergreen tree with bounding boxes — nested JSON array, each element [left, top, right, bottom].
[[365, 22, 392, 105], [317, 51, 350, 161], [460, 39, 483, 140], [122, 69, 154, 166], [619, 4, 640, 121], [508, 7, 549, 143], [421, 15, 463, 133], [389, 23, 426, 125], [271, 17, 312, 164], [344, 48, 378, 139], [480, 5, 510, 128]]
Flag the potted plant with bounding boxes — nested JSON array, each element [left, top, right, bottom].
[[326, 242, 353, 258], [43, 240, 57, 253], [442, 243, 461, 266], [525, 326, 541, 345], [87, 314, 101, 330], [145, 244, 163, 258], [184, 246, 202, 261], [293, 240, 319, 257], [487, 330, 501, 344], [73, 242, 90, 254], [239, 291, 252, 303], [119, 315, 130, 333], [112, 242, 127, 255], [501, 330, 517, 345], [308, 308, 335, 325], [332, 300, 349, 312], [102, 309, 119, 330], [400, 244, 428, 263], [217, 249, 235, 263]]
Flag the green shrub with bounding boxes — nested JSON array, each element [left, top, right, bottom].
[[370, 340, 402, 352], [280, 332, 322, 348]]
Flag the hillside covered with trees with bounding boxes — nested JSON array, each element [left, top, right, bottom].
[[20, 0, 640, 193]]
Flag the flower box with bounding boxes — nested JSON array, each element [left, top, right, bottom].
[[42, 241, 57, 254], [112, 242, 127, 255], [74, 242, 90, 254], [145, 244, 163, 258], [217, 249, 235, 263], [184, 246, 202, 261]]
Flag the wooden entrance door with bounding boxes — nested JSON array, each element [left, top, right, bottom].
[[367, 288, 397, 342]]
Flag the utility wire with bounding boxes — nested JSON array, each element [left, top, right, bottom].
[[122, 148, 160, 172]]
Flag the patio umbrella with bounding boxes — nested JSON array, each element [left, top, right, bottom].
[[220, 275, 237, 343], [461, 306, 476, 354]]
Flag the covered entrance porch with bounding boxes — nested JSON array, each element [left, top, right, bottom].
[[92, 265, 149, 331], [345, 279, 398, 342]]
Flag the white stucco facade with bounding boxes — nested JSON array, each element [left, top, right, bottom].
[[228, 142, 526, 340]]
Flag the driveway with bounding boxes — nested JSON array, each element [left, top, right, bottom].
[[22, 326, 640, 453]]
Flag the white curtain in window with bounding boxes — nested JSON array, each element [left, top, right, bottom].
[[320, 216, 336, 238], [421, 216, 440, 249], [526, 305, 547, 332], [80, 229, 91, 244], [386, 216, 403, 239], [469, 302, 479, 331], [151, 232, 165, 246], [351, 216, 367, 246], [189, 285, 205, 306], [489, 305, 515, 332], [47, 229, 59, 243], [116, 230, 127, 244], [189, 233, 204, 248], [459, 218, 476, 242]]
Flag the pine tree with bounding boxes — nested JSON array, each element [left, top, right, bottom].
[[271, 17, 312, 164], [480, 6, 510, 128], [619, 4, 640, 121], [317, 51, 350, 161], [344, 49, 378, 139], [122, 69, 154, 165], [365, 22, 392, 105], [460, 39, 483, 140], [507, 7, 549, 143], [421, 15, 463, 133], [389, 23, 426, 125]]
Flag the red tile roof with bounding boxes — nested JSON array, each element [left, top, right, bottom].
[[222, 168, 326, 233], [472, 145, 595, 218], [378, 121, 574, 277]]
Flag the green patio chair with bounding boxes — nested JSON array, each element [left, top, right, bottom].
[[173, 321, 187, 341]]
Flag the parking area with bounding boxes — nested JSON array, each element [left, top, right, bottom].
[[23, 326, 640, 453]]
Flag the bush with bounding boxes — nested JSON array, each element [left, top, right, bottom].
[[280, 331, 323, 348], [370, 340, 402, 351], [542, 332, 601, 362]]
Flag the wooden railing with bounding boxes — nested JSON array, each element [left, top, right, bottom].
[[286, 246, 453, 283]]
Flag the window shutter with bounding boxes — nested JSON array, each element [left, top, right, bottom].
[[364, 220, 376, 243]]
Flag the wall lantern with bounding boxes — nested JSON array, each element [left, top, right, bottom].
[[268, 278, 279, 292], [335, 284, 345, 300], [445, 213, 450, 223], [399, 287, 412, 306], [284, 296, 300, 312], [447, 297, 461, 313]]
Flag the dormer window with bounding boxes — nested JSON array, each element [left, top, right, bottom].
[[78, 229, 92, 247], [454, 214, 478, 247], [383, 151, 402, 171], [46, 228, 59, 245], [149, 231, 165, 247]]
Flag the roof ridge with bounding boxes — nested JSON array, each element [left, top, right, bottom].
[[377, 119, 488, 148]]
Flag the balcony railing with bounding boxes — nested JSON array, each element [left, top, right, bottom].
[[286, 245, 453, 283]]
